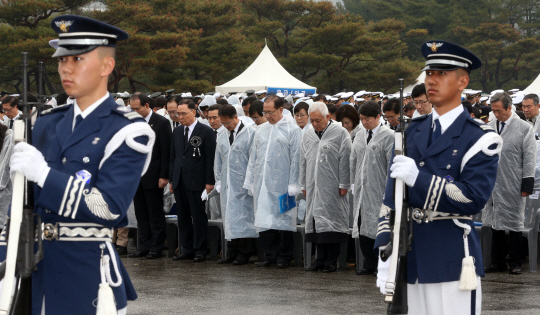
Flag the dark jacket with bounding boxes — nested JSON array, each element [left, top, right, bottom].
[[140, 112, 172, 189], [170, 120, 216, 191]]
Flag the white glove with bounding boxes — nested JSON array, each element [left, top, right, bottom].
[[201, 189, 208, 201], [376, 246, 391, 295], [288, 185, 301, 197], [215, 182, 221, 194], [10, 142, 50, 187], [247, 189, 253, 196], [350, 184, 355, 196], [390, 155, 419, 187]]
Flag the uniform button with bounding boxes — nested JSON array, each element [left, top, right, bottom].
[[83, 156, 90, 164], [62, 157, 66, 164], [419, 161, 425, 167], [446, 164, 451, 169]]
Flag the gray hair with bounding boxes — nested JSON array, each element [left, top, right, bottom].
[[308, 101, 328, 116], [523, 93, 539, 106], [490, 92, 512, 110]]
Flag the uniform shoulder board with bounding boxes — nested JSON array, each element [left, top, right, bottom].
[[123, 111, 143, 120], [40, 103, 71, 116], [469, 117, 494, 132]]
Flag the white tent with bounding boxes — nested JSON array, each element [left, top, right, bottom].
[[215, 45, 316, 94], [524, 73, 540, 94], [403, 72, 426, 94]]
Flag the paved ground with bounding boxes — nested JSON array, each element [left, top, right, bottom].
[[122, 254, 540, 315]]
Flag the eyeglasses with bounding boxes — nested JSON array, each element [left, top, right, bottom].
[[262, 109, 279, 116], [2, 106, 14, 113], [294, 114, 308, 118], [414, 99, 429, 105], [177, 110, 193, 117], [222, 121, 234, 127], [168, 110, 178, 116]]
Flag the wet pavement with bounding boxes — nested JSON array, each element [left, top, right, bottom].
[[122, 255, 540, 314]]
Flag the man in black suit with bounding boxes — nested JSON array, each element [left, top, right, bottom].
[[128, 92, 172, 259], [169, 98, 216, 262]]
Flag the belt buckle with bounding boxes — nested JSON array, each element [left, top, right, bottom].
[[412, 208, 429, 224], [42, 223, 58, 241]]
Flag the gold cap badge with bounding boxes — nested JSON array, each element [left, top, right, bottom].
[[54, 20, 74, 33]]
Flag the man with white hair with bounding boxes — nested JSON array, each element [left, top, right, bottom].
[[300, 102, 352, 273]]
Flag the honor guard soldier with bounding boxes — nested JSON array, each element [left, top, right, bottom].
[[5, 15, 155, 314], [375, 40, 503, 314]]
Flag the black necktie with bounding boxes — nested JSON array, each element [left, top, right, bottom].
[[9, 119, 13, 129], [430, 119, 441, 145], [229, 130, 234, 145], [366, 130, 373, 144], [215, 130, 218, 136], [184, 127, 189, 148], [74, 114, 83, 131], [498, 121, 505, 134]]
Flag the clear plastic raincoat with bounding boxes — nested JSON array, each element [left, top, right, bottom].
[[0, 129, 13, 226], [299, 123, 351, 235], [215, 117, 258, 240], [243, 115, 302, 231], [483, 113, 537, 232], [350, 125, 394, 239]]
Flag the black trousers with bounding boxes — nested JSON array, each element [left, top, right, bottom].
[[360, 236, 378, 271], [227, 238, 254, 262], [491, 228, 524, 268], [358, 211, 378, 270], [259, 229, 294, 264], [173, 180, 208, 256], [314, 243, 340, 266], [133, 184, 166, 253]]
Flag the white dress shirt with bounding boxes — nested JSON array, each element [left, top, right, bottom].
[[431, 104, 464, 135], [144, 109, 152, 123], [185, 119, 198, 140], [72, 93, 109, 131], [366, 123, 382, 141]]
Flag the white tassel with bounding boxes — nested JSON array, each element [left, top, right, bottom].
[[453, 219, 477, 291], [459, 255, 477, 291], [97, 243, 119, 315], [96, 283, 117, 315]]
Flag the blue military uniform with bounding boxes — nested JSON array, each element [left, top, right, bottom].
[[375, 40, 502, 302], [0, 15, 154, 314], [1, 96, 152, 314], [375, 111, 500, 283]]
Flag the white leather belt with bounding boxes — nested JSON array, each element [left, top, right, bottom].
[[42, 222, 113, 241]]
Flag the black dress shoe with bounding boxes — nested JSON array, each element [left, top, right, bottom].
[[171, 253, 194, 261], [323, 265, 337, 273], [255, 261, 274, 267], [193, 255, 206, 262], [233, 259, 249, 265], [509, 266, 522, 274], [305, 264, 324, 272], [356, 268, 376, 275], [217, 257, 236, 264], [277, 263, 290, 268], [128, 250, 148, 258], [146, 252, 162, 259], [115, 246, 128, 256], [485, 264, 508, 273]]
